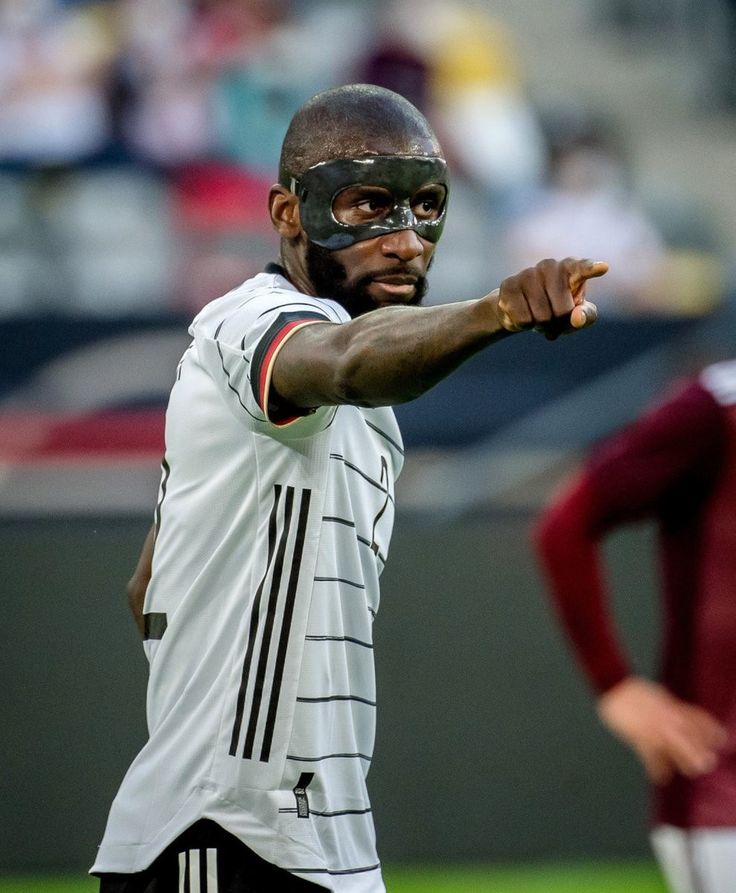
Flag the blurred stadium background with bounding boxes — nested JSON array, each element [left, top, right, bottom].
[[1, 0, 735, 889]]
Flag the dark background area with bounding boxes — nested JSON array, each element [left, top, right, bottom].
[[0, 513, 657, 871]]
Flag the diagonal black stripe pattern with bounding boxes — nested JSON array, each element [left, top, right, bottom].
[[363, 418, 404, 455]]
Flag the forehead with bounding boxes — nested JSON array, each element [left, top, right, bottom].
[[299, 155, 448, 198]]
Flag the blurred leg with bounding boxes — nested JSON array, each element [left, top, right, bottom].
[[650, 825, 696, 893], [651, 825, 736, 893]]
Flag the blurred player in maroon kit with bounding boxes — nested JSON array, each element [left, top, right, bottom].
[[533, 358, 736, 893]]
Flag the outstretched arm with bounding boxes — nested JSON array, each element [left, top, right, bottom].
[[127, 524, 155, 638], [272, 257, 606, 411]]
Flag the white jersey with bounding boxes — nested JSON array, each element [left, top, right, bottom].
[[92, 268, 404, 892]]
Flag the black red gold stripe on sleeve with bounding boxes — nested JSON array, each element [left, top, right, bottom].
[[250, 312, 329, 423]]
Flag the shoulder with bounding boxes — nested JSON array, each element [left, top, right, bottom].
[[190, 271, 347, 341]]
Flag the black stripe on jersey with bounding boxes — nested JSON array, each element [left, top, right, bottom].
[[250, 311, 329, 408], [356, 533, 386, 564], [154, 456, 171, 536], [176, 343, 194, 381], [322, 517, 386, 563], [305, 634, 372, 649], [313, 576, 365, 590], [143, 612, 168, 640], [283, 863, 381, 877], [296, 694, 376, 706], [329, 453, 394, 501], [242, 486, 295, 759], [363, 418, 404, 455], [287, 752, 373, 762], [322, 515, 355, 527], [370, 456, 391, 557], [278, 806, 373, 817], [229, 485, 282, 756], [216, 340, 261, 421], [256, 302, 336, 322], [312, 806, 373, 817], [259, 488, 312, 761]]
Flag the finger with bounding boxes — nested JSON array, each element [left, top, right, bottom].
[[685, 706, 728, 748], [663, 725, 720, 777], [641, 750, 674, 785], [522, 276, 554, 325], [570, 301, 598, 329], [567, 259, 609, 301]]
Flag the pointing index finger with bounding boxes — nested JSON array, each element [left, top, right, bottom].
[[568, 259, 609, 301]]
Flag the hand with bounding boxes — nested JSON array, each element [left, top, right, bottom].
[[597, 677, 727, 785], [491, 257, 608, 340]]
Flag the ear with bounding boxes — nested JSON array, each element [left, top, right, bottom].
[[269, 185, 302, 239]]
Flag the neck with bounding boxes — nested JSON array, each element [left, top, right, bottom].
[[279, 246, 318, 297]]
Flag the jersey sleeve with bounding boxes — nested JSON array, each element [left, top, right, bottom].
[[193, 289, 344, 436], [532, 380, 725, 694]]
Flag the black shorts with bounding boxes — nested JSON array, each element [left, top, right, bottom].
[[95, 819, 323, 892]]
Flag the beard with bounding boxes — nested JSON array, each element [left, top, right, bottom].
[[305, 241, 430, 318]]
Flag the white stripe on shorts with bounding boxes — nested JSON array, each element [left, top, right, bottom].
[[651, 824, 736, 893], [206, 848, 218, 891], [189, 849, 200, 892]]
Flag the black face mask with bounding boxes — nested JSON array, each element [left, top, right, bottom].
[[305, 241, 431, 318], [290, 155, 449, 250]]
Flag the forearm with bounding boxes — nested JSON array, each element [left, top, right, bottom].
[[534, 479, 631, 693], [275, 294, 510, 409]]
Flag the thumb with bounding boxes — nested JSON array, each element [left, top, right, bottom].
[[570, 301, 598, 329]]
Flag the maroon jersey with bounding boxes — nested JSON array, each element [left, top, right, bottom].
[[534, 360, 736, 828]]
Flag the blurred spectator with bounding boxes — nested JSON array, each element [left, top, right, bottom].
[[212, 1, 369, 175], [169, 161, 277, 315], [375, 0, 546, 211], [0, 0, 118, 165], [504, 114, 722, 316]]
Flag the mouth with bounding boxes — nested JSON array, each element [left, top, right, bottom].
[[370, 275, 418, 302]]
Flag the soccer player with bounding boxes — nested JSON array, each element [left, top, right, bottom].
[[534, 359, 736, 893], [92, 83, 606, 892]]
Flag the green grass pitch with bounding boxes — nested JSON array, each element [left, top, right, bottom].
[[0, 861, 667, 892]]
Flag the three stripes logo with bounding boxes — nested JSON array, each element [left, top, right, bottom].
[[229, 483, 312, 761], [178, 848, 217, 892]]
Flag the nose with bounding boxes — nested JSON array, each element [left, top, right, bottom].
[[379, 227, 425, 261]]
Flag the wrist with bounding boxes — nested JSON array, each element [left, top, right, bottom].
[[477, 289, 516, 341]]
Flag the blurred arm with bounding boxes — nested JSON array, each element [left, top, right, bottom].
[[532, 381, 727, 781], [127, 524, 155, 638]]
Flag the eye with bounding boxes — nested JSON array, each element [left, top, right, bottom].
[[412, 185, 446, 220], [357, 197, 390, 213], [333, 187, 393, 225]]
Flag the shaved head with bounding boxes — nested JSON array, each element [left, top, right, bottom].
[[279, 84, 442, 185]]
